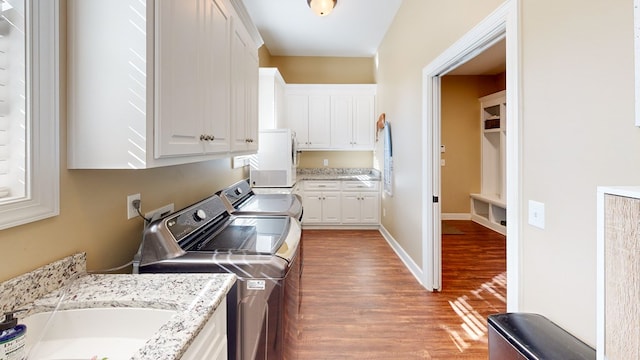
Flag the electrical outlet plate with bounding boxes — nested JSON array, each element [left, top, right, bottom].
[[145, 203, 175, 221], [127, 194, 141, 220]]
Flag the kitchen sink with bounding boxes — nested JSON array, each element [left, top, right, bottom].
[[22, 307, 176, 360]]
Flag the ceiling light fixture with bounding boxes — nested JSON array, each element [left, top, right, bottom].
[[307, 0, 337, 17]]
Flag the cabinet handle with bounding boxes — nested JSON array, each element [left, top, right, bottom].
[[200, 134, 215, 141]]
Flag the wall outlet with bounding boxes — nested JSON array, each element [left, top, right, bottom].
[[127, 193, 141, 220], [323, 159, 329, 166], [528, 200, 545, 229], [145, 203, 175, 221]]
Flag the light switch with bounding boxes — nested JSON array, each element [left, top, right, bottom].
[[528, 200, 545, 229]]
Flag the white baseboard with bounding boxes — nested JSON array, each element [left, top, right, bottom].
[[378, 225, 424, 287], [441, 213, 471, 220]]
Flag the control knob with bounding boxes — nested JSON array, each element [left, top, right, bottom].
[[193, 209, 207, 222]]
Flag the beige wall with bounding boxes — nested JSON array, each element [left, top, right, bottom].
[[298, 151, 373, 169], [265, 55, 375, 84], [377, 0, 640, 347], [441, 75, 505, 214], [374, 0, 504, 269], [0, 1, 247, 282], [518, 0, 639, 345]]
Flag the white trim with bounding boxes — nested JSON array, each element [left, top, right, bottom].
[[379, 225, 423, 285], [421, 0, 521, 309], [441, 213, 471, 220], [0, 0, 60, 230]]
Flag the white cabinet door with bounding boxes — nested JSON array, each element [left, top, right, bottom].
[[286, 94, 310, 147], [307, 95, 331, 149], [230, 20, 248, 151], [302, 191, 323, 223], [352, 95, 375, 150], [155, 0, 205, 157], [340, 192, 360, 223], [330, 95, 353, 148], [360, 192, 380, 224], [202, 0, 232, 154], [322, 192, 341, 223], [230, 17, 259, 153]]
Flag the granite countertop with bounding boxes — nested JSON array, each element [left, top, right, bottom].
[[297, 168, 381, 181], [32, 273, 236, 360], [0, 253, 236, 360]]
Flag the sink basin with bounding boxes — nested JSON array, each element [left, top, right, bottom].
[[22, 307, 176, 360]]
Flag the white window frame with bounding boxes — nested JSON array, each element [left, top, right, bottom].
[[0, 0, 59, 230]]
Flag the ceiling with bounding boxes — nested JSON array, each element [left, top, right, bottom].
[[241, 0, 505, 75], [241, 0, 404, 57], [446, 39, 506, 76]]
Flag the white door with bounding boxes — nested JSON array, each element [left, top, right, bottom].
[[352, 95, 375, 149]]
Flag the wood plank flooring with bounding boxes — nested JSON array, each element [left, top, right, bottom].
[[291, 221, 506, 359]]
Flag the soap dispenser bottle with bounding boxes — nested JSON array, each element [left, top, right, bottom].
[[0, 310, 26, 360]]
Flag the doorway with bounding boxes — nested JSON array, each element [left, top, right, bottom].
[[421, 0, 521, 311]]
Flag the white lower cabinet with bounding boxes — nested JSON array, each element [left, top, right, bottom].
[[302, 181, 341, 224], [181, 298, 227, 360], [301, 180, 380, 226], [341, 181, 380, 224]]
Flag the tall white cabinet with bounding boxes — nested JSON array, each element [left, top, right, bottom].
[[258, 68, 286, 129], [67, 0, 262, 169], [470, 90, 506, 235]]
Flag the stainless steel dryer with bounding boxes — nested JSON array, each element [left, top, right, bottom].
[[134, 194, 301, 360], [219, 179, 303, 220]]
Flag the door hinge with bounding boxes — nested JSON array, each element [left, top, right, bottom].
[[433, 196, 439, 203]]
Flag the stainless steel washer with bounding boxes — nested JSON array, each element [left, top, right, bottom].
[[219, 179, 303, 221], [134, 194, 301, 360]]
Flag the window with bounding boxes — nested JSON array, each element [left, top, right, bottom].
[[0, 0, 59, 230]]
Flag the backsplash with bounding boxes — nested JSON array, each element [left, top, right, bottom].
[[0, 253, 86, 314]]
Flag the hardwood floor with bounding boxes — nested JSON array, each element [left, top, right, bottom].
[[292, 221, 506, 359]]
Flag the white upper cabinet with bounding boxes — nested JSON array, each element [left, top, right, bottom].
[[258, 68, 286, 130], [330, 93, 375, 149], [67, 0, 261, 169], [230, 16, 259, 153], [285, 91, 331, 150], [156, 0, 231, 157], [284, 84, 376, 151]]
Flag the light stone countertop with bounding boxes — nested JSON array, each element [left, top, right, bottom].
[[32, 273, 236, 360], [297, 168, 381, 181], [0, 254, 236, 360]]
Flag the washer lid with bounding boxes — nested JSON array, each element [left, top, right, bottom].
[[237, 194, 302, 215], [189, 216, 290, 255]]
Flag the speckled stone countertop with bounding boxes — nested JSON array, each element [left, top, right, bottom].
[[297, 168, 381, 181], [0, 254, 236, 360]]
